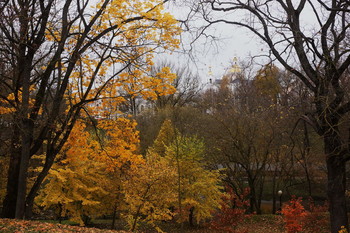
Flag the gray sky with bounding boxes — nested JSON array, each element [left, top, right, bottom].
[[157, 1, 266, 83], [159, 0, 319, 83]]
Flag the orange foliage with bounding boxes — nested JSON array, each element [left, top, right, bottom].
[[209, 186, 250, 233], [0, 218, 126, 232], [281, 197, 329, 233], [281, 197, 307, 233], [37, 118, 143, 225]]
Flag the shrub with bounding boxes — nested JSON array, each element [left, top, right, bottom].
[[281, 196, 329, 233], [281, 197, 307, 233], [209, 187, 250, 233], [303, 198, 329, 233]]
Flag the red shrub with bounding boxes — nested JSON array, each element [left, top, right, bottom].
[[209, 187, 250, 233], [281, 196, 307, 233], [281, 196, 329, 233]]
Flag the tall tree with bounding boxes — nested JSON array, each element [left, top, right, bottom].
[[191, 1, 350, 231], [159, 122, 222, 226], [150, 61, 202, 109], [0, 0, 180, 219], [165, 135, 223, 226], [122, 150, 177, 232]]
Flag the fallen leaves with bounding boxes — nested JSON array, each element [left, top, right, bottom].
[[0, 218, 129, 233]]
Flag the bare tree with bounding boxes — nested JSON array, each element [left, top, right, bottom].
[[150, 61, 202, 109], [189, 0, 350, 231]]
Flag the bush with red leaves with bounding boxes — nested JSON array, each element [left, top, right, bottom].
[[209, 187, 250, 233], [281, 196, 329, 233]]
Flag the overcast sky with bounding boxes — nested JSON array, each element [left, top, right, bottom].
[[156, 1, 268, 83], [159, 1, 319, 84]]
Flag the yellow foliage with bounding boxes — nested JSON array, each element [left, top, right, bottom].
[[37, 118, 142, 225], [0, 156, 9, 203], [40, 0, 181, 125], [254, 64, 281, 101], [151, 119, 176, 156], [146, 120, 223, 225], [122, 151, 177, 231], [0, 86, 39, 115], [48, 0, 181, 119], [165, 134, 223, 224]]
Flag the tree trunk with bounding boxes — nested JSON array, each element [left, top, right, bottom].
[[111, 203, 117, 230], [189, 206, 194, 227], [1, 128, 21, 218], [303, 121, 312, 197], [256, 177, 264, 215], [58, 203, 63, 224], [25, 153, 55, 218], [272, 169, 277, 214], [2, 159, 20, 218], [15, 119, 33, 219], [131, 206, 142, 232], [325, 132, 348, 233], [248, 178, 259, 214]]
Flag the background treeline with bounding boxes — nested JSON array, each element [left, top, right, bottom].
[[137, 62, 330, 215]]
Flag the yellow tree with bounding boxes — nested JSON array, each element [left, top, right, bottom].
[[0, 0, 181, 219], [165, 135, 223, 226], [151, 119, 176, 155], [122, 151, 177, 232], [37, 118, 143, 225], [253, 64, 281, 104], [150, 120, 223, 226]]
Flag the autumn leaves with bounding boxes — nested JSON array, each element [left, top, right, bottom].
[[0, 0, 181, 220], [36, 119, 223, 231]]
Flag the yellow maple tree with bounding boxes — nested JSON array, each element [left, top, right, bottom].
[[165, 135, 223, 225], [122, 151, 177, 232], [36, 118, 142, 225], [145, 120, 224, 226]]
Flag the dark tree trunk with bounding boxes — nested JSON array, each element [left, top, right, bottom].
[[25, 152, 55, 218], [14, 2, 34, 218], [303, 121, 312, 197], [325, 132, 348, 233], [15, 118, 34, 219], [111, 203, 117, 230], [272, 169, 277, 214], [189, 206, 194, 227], [2, 159, 20, 218], [1, 124, 21, 218], [15, 57, 34, 219], [1, 128, 21, 218], [248, 178, 260, 214], [58, 203, 63, 224], [256, 178, 264, 215]]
